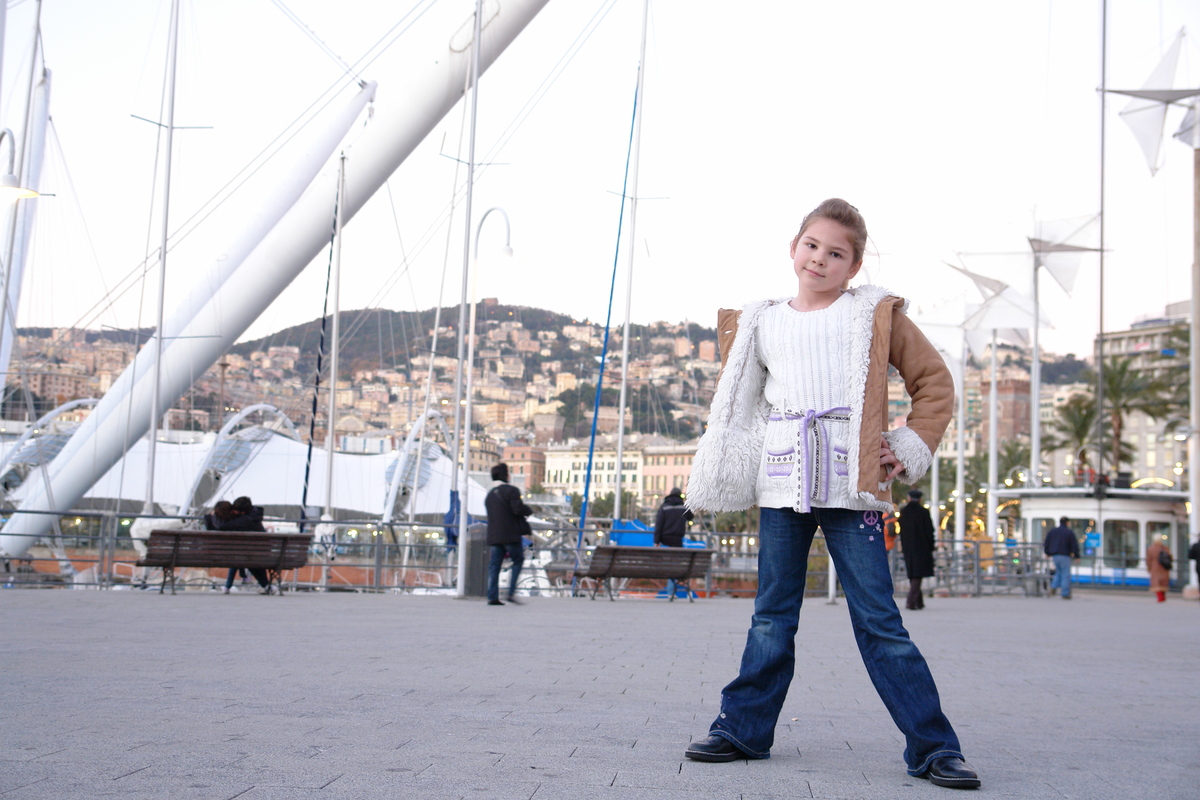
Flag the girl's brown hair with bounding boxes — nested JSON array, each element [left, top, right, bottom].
[[793, 198, 868, 265]]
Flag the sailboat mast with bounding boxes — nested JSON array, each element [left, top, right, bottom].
[[454, 0, 485, 597], [145, 0, 180, 511], [324, 153, 346, 518], [613, 0, 650, 523], [1095, 0, 1107, 483]]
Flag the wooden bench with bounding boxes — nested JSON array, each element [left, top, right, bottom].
[[136, 529, 313, 595], [580, 545, 716, 602]]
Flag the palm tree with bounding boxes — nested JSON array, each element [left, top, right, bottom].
[[1041, 393, 1097, 478], [1153, 323, 1189, 433], [1099, 356, 1172, 474]]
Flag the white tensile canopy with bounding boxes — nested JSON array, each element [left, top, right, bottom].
[[2, 433, 489, 520]]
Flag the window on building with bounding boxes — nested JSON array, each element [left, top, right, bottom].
[[1102, 519, 1138, 568]]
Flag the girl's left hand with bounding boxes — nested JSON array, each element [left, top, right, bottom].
[[880, 435, 904, 481]]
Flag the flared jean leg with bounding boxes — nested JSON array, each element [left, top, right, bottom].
[[820, 508, 963, 775], [709, 507, 816, 758]]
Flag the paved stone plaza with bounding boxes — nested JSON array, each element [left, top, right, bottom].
[[0, 587, 1196, 800]]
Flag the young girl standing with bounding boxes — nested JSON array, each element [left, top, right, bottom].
[[683, 199, 979, 790]]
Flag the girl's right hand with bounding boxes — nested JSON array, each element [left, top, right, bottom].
[[880, 435, 904, 481]]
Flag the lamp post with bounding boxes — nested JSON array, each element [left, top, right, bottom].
[[456, 206, 512, 597], [1002, 465, 1027, 489]]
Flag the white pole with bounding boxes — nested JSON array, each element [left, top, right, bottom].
[[458, 207, 510, 596], [826, 544, 837, 604], [987, 331, 999, 544], [613, 0, 650, 524], [145, 0, 180, 513], [930, 448, 940, 533], [0, 0, 553, 559], [1030, 255, 1041, 491], [1187, 108, 1200, 600], [454, 0, 486, 597], [324, 153, 345, 518], [955, 337, 967, 544], [320, 153, 346, 594]]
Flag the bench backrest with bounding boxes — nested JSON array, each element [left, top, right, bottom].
[[138, 529, 312, 571], [582, 545, 715, 580]]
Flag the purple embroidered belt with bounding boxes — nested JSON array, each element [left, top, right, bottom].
[[767, 406, 851, 513]]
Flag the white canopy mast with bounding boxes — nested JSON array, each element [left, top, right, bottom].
[[0, 0, 552, 559]]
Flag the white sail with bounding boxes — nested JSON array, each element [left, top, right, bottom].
[[0, 67, 49, 398]]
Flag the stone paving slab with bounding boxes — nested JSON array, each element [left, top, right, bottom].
[[0, 588, 1197, 800]]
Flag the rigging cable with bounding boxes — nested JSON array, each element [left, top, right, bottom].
[[351, 0, 621, 322], [269, 0, 363, 82], [576, 69, 642, 551], [298, 196, 341, 522], [65, 0, 438, 334]]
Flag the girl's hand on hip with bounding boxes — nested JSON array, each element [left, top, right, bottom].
[[880, 435, 904, 481]]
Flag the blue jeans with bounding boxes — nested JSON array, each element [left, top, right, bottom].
[[709, 507, 964, 776], [1050, 554, 1073, 597], [487, 542, 524, 602]]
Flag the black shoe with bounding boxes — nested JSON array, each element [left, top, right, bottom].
[[505, 595, 522, 605], [488, 599, 504, 606], [684, 734, 747, 762], [920, 756, 980, 789]]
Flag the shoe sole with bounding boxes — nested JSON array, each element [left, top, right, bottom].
[[684, 743, 747, 762], [921, 773, 981, 789]]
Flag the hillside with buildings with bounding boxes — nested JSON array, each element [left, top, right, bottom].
[[6, 299, 1190, 521]]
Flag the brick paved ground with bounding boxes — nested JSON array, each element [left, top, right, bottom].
[[0, 587, 1196, 799]]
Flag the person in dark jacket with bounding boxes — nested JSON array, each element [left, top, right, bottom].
[[224, 496, 273, 594], [1190, 538, 1200, 599], [205, 501, 247, 593], [898, 489, 935, 610], [1043, 516, 1079, 600], [654, 487, 694, 599], [484, 463, 532, 606], [654, 487, 693, 547]]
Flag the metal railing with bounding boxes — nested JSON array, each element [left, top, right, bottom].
[[4, 513, 1173, 597]]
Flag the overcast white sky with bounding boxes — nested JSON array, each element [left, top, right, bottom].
[[5, 0, 1200, 360]]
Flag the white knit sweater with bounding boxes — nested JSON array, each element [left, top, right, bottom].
[[754, 294, 873, 512]]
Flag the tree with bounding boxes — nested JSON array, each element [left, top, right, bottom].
[[1041, 393, 1098, 476], [580, 490, 638, 520], [1153, 323, 1189, 429], [1099, 356, 1172, 473]]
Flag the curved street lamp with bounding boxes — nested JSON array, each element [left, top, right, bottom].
[[0, 128, 37, 201], [455, 206, 512, 596]]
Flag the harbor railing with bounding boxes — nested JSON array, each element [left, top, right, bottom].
[[1, 512, 1157, 598]]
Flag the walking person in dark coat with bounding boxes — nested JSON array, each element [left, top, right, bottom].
[[1189, 538, 1200, 600], [654, 487, 694, 598], [1043, 516, 1080, 599], [898, 489, 935, 610], [484, 463, 532, 606]]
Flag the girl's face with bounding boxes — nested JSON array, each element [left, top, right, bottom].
[[789, 217, 862, 307]]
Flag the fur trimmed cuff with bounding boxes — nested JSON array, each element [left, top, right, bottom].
[[684, 426, 759, 513], [882, 426, 933, 485]]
